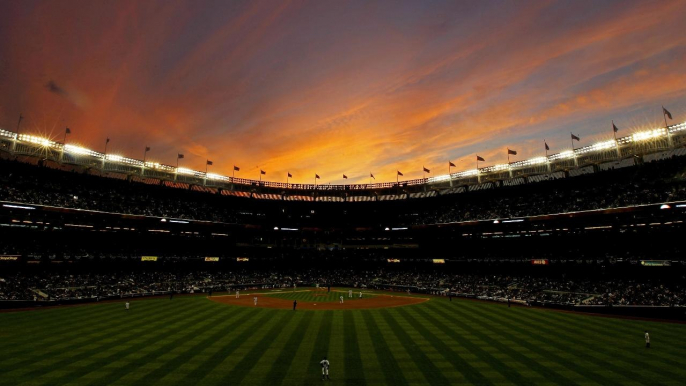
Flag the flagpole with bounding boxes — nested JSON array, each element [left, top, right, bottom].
[[570, 133, 574, 152], [612, 119, 621, 159], [205, 159, 209, 174], [12, 113, 23, 152], [544, 140, 548, 158], [63, 127, 69, 145], [143, 147, 148, 163]]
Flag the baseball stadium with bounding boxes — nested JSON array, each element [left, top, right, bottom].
[[3, 1, 686, 385]]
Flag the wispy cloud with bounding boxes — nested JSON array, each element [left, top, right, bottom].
[[1, 0, 685, 183]]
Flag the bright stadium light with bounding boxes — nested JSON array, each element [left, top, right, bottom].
[[558, 150, 575, 159], [632, 128, 666, 142], [176, 167, 195, 175], [20, 134, 55, 148], [2, 204, 36, 210], [527, 157, 547, 165], [428, 174, 451, 183], [660, 204, 671, 210], [106, 154, 124, 162], [65, 144, 100, 157]]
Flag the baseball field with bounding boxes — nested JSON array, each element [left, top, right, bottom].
[[1, 288, 685, 386]]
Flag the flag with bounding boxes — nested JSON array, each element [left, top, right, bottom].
[[343, 174, 348, 179], [663, 106, 673, 120], [476, 155, 485, 162], [507, 149, 517, 155], [370, 173, 375, 179], [315, 174, 320, 179], [260, 170, 266, 175], [206, 160, 213, 166], [288, 172, 292, 178], [423, 167, 430, 173], [545, 142, 550, 151], [612, 122, 619, 133], [178, 153, 184, 159], [449, 161, 456, 167], [571, 133, 580, 141], [233, 166, 240, 171], [397, 171, 403, 176], [65, 127, 71, 134], [145, 146, 151, 152], [106, 137, 110, 144]]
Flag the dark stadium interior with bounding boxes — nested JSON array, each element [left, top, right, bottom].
[[2, 154, 685, 318]]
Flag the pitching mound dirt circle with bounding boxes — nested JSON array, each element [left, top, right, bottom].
[[209, 293, 429, 310]]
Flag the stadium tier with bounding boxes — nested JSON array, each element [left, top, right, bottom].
[[1, 149, 686, 319], [2, 121, 686, 197]]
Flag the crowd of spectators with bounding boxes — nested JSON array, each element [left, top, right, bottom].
[[2, 269, 684, 307], [1, 156, 686, 226]]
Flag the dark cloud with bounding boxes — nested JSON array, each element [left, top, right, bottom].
[[45, 80, 68, 97]]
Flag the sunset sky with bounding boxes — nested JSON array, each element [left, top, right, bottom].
[[1, 0, 685, 184]]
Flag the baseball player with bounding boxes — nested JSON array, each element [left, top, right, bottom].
[[339, 295, 344, 304], [359, 291, 362, 298], [236, 290, 240, 299], [645, 331, 650, 348], [254, 296, 258, 306], [348, 289, 352, 298], [320, 356, 330, 380], [125, 301, 130, 310]]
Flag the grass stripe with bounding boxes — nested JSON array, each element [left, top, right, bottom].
[[0, 300, 171, 359], [213, 311, 292, 385], [261, 311, 314, 384], [129, 305, 254, 386], [398, 305, 503, 385], [427, 301, 593, 386], [496, 303, 686, 379], [79, 302, 243, 385], [380, 308, 454, 386], [0, 300, 195, 383], [360, 311, 409, 386], [342, 312, 366, 386], [459, 301, 664, 385], [172, 308, 276, 385]]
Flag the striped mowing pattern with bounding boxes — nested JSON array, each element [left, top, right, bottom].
[[1, 296, 685, 385]]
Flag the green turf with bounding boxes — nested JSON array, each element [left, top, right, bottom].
[[1, 295, 685, 385], [265, 289, 373, 302]]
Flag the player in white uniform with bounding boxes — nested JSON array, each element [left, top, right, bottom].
[[359, 291, 362, 298], [320, 357, 330, 380], [254, 296, 258, 306], [236, 290, 240, 299], [645, 331, 650, 348], [125, 301, 129, 310], [348, 289, 352, 298], [339, 295, 344, 304]]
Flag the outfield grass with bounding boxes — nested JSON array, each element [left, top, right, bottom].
[[1, 292, 685, 385]]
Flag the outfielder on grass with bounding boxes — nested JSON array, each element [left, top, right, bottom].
[[320, 356, 330, 380]]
